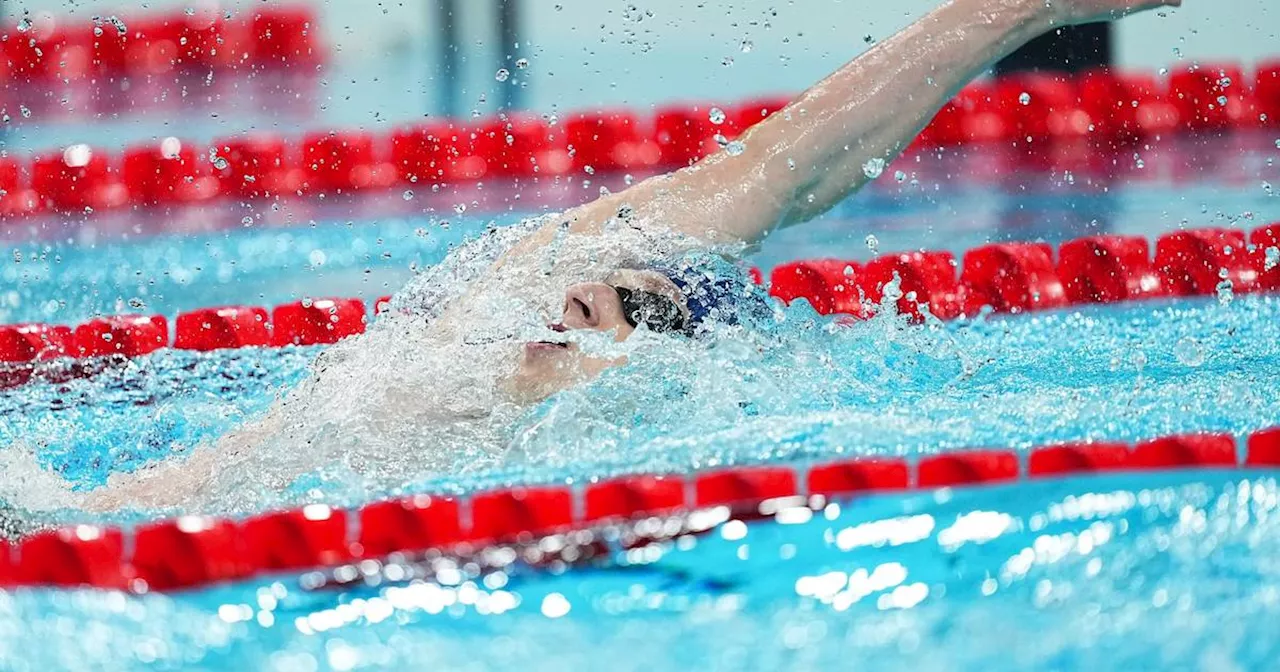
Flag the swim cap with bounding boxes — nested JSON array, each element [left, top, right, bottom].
[[651, 255, 769, 334]]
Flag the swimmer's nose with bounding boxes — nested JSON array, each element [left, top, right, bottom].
[[562, 282, 622, 330], [548, 323, 568, 332]]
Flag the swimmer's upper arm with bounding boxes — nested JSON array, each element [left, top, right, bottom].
[[597, 0, 1071, 246]]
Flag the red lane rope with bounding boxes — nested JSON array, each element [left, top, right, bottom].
[[0, 428, 1276, 592], [0, 59, 1276, 218], [5, 222, 1277, 385], [0, 5, 321, 85]]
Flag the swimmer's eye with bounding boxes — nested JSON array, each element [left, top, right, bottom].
[[612, 286, 686, 334]]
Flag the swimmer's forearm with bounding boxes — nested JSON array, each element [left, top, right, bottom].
[[754, 0, 1053, 225], [679, 0, 1173, 242]]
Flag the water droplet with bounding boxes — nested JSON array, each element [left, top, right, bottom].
[[402, 189, 414, 201], [1158, 67, 1169, 76], [18, 105, 30, 119], [725, 140, 746, 156], [861, 157, 885, 179], [16, 17, 32, 32], [708, 107, 726, 125], [1172, 47, 1182, 59], [740, 40, 753, 53], [515, 58, 529, 69], [110, 16, 127, 36], [1173, 336, 1205, 367], [93, 25, 104, 37], [454, 203, 467, 215], [583, 165, 595, 175], [1217, 95, 1228, 106], [1216, 278, 1234, 306], [101, 332, 113, 342], [1265, 247, 1280, 272], [721, 57, 734, 67], [241, 216, 254, 226], [843, 265, 855, 277], [1018, 92, 1031, 106], [894, 170, 907, 183], [865, 234, 879, 253], [127, 298, 146, 309], [787, 158, 796, 171], [1274, 138, 1280, 149], [495, 68, 510, 82], [1218, 76, 1232, 88]]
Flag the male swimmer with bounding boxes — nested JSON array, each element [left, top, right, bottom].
[[5, 0, 1179, 515]]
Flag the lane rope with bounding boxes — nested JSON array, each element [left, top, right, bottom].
[[0, 59, 1276, 217], [3, 223, 1277, 386], [0, 428, 1276, 592]]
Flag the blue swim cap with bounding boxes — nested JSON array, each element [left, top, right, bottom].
[[651, 255, 769, 334]]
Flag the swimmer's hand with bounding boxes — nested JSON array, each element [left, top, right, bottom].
[[1051, 0, 1181, 25]]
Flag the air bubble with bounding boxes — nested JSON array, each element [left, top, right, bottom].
[[1018, 92, 1031, 106], [894, 170, 907, 182], [708, 107, 726, 125], [454, 203, 467, 215], [403, 190, 414, 201], [725, 140, 746, 156], [740, 40, 753, 53], [515, 58, 529, 69], [16, 17, 31, 32], [865, 234, 879, 253], [1265, 246, 1280, 271], [495, 68, 510, 82], [241, 216, 254, 226], [861, 157, 885, 179]]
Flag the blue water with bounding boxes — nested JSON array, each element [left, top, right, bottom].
[[1, 471, 1278, 670], [2, 135, 1280, 670]]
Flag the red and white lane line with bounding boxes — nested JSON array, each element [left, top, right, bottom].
[[0, 59, 1276, 219], [0, 428, 1277, 593], [3, 222, 1278, 389]]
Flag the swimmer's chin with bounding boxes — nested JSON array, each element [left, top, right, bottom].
[[502, 344, 626, 404]]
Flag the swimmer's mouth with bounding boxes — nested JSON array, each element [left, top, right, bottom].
[[529, 340, 570, 350]]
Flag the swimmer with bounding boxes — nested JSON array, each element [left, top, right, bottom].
[[6, 0, 1178, 514]]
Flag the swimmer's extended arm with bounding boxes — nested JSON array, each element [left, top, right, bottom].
[[564, 0, 1177, 245]]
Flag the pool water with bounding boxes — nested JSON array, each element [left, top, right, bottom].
[[1, 472, 1278, 670], [1, 133, 1280, 670]]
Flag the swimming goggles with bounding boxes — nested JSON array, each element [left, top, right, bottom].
[[611, 285, 687, 334]]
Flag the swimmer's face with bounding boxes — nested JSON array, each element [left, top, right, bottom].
[[507, 269, 690, 402]]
